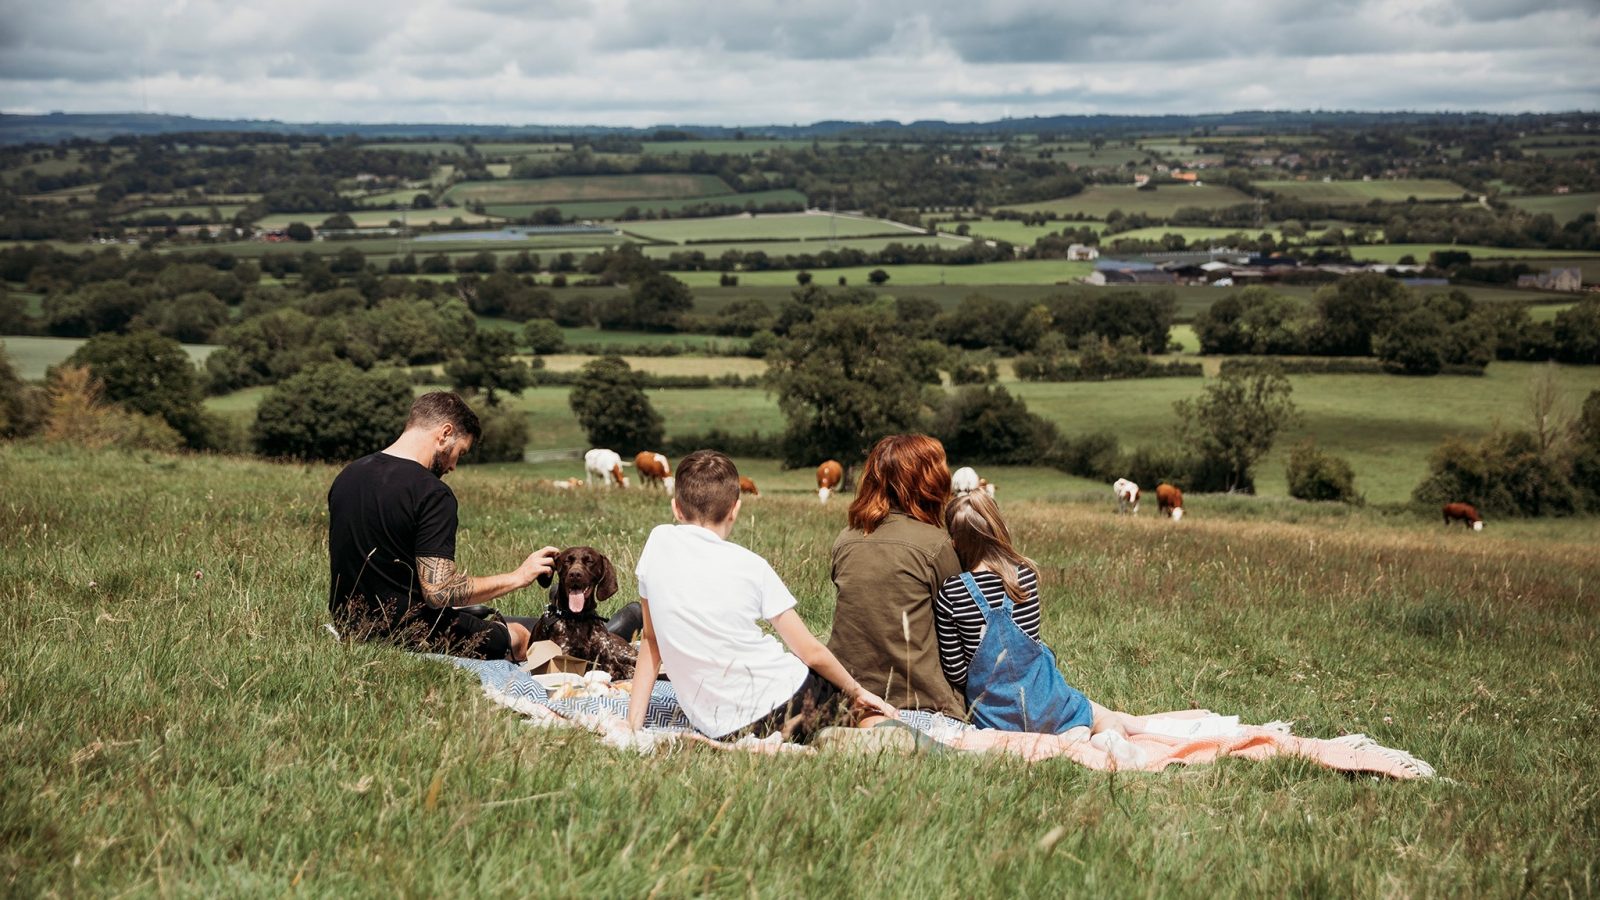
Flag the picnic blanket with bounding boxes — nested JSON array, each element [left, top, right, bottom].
[[442, 656, 1435, 779]]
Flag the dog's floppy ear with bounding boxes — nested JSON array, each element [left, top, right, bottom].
[[595, 553, 618, 603], [547, 548, 568, 606]]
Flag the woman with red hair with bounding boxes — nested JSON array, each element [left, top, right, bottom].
[[826, 434, 966, 719]]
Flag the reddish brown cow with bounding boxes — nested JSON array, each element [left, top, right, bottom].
[[739, 476, 760, 496], [1156, 483, 1185, 521], [634, 451, 673, 493], [1442, 502, 1484, 531], [817, 460, 844, 503]]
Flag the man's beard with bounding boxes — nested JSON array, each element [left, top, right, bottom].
[[428, 444, 453, 478]]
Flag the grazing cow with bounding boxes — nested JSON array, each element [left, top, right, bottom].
[[978, 477, 995, 498], [817, 460, 844, 503], [951, 466, 981, 496], [1113, 478, 1140, 515], [548, 477, 583, 491], [1156, 483, 1185, 521], [584, 448, 628, 489], [739, 476, 760, 496], [1442, 502, 1484, 532], [634, 451, 674, 493]]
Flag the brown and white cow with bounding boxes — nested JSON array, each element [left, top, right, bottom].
[[634, 451, 673, 493], [584, 448, 628, 489], [739, 476, 760, 496], [1113, 478, 1140, 515], [817, 460, 844, 503], [1156, 483, 1184, 521], [1442, 502, 1484, 532]]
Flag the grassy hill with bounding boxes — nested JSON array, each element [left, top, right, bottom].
[[2, 443, 1595, 894]]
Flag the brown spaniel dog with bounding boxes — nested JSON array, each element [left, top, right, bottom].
[[530, 546, 637, 680]]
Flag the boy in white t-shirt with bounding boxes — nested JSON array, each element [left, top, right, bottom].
[[626, 450, 896, 742]]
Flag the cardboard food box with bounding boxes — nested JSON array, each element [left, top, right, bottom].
[[523, 640, 592, 675]]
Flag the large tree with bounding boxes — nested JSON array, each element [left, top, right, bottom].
[[568, 356, 663, 454], [766, 301, 941, 473], [252, 362, 412, 462], [1174, 368, 1299, 493], [64, 329, 217, 449], [445, 329, 536, 407]]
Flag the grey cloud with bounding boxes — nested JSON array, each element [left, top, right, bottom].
[[0, 0, 1595, 124]]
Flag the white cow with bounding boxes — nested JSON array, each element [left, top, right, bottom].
[[1113, 478, 1141, 515], [951, 466, 981, 496], [584, 448, 629, 489]]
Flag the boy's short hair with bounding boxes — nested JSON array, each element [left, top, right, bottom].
[[408, 391, 482, 443], [675, 449, 740, 524]]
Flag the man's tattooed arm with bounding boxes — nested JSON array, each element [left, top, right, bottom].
[[418, 556, 475, 608]]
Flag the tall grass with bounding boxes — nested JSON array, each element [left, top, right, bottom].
[[1, 444, 1597, 896]]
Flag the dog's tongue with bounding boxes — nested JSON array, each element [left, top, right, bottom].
[[567, 590, 587, 613]]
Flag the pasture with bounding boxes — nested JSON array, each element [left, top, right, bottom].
[[482, 189, 809, 222], [2, 335, 217, 380], [1025, 143, 1152, 169], [640, 234, 969, 262], [620, 212, 918, 244], [2, 443, 1596, 895], [1503, 192, 1600, 223], [998, 184, 1256, 219], [118, 204, 248, 222], [1105, 225, 1284, 245], [250, 210, 506, 229], [672, 259, 1094, 288], [1254, 179, 1471, 205], [935, 217, 1106, 246], [1348, 244, 1600, 265], [196, 355, 1600, 507], [444, 175, 736, 207], [636, 140, 837, 156]]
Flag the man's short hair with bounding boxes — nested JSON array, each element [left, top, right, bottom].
[[407, 392, 482, 443], [675, 449, 740, 524]]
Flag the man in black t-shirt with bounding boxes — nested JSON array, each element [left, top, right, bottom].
[[328, 392, 556, 660]]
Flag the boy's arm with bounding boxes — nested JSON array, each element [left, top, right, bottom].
[[769, 610, 897, 718], [625, 599, 662, 730]]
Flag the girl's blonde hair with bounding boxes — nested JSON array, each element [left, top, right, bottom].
[[943, 491, 1038, 605]]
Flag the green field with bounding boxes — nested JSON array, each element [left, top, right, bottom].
[[1254, 179, 1470, 205], [636, 140, 836, 156], [3, 443, 1596, 895], [1512, 134, 1600, 158], [483, 189, 809, 222], [1349, 244, 1600, 265], [936, 217, 1105, 246], [1012, 360, 1600, 503], [1025, 143, 1152, 169], [118, 204, 248, 222], [621, 213, 915, 244], [673, 259, 1094, 288], [470, 142, 572, 157], [2, 335, 218, 380], [642, 234, 968, 261], [181, 232, 617, 261], [1105, 226, 1284, 245], [445, 175, 735, 207], [1503, 192, 1600, 223], [250, 209, 506, 229], [197, 355, 1600, 507], [999, 184, 1256, 219], [360, 141, 468, 155]]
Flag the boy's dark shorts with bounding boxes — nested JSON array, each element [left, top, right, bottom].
[[729, 669, 854, 744]]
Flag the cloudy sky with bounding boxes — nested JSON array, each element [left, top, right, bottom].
[[2, 0, 1596, 126]]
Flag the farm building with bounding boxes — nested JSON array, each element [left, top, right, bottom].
[[1067, 244, 1100, 261], [1516, 267, 1583, 292]]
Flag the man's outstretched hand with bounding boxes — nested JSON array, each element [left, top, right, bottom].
[[516, 546, 561, 589]]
